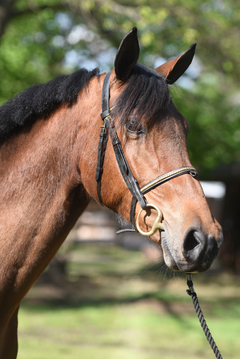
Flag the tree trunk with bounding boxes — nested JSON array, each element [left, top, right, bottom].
[[0, 0, 16, 39], [218, 181, 240, 272]]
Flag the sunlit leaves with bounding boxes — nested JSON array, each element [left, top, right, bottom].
[[173, 83, 240, 171]]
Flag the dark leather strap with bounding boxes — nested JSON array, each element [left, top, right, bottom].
[[140, 166, 198, 193], [95, 118, 110, 205], [110, 125, 147, 210], [101, 72, 111, 120], [96, 72, 147, 210], [96, 72, 111, 205], [129, 167, 198, 225]]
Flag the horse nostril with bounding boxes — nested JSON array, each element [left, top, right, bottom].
[[181, 227, 219, 272], [182, 229, 205, 261], [183, 230, 200, 252]]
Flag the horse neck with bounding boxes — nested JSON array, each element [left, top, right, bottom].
[[0, 76, 103, 244]]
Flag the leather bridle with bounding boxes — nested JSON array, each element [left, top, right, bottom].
[[95, 72, 198, 236]]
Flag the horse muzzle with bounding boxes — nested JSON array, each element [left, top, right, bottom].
[[162, 225, 223, 273], [135, 204, 223, 273]]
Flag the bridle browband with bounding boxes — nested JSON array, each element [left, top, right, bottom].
[[95, 72, 198, 236]]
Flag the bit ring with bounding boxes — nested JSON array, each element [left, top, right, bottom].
[[136, 203, 164, 237]]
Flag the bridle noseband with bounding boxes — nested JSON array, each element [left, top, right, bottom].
[[95, 72, 198, 236]]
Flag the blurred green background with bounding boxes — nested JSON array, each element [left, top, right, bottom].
[[1, 0, 240, 358], [18, 241, 240, 359]]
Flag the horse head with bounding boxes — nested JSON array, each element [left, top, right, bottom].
[[87, 28, 223, 273]]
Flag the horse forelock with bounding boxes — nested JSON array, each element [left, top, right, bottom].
[[111, 63, 171, 128], [0, 68, 100, 142]]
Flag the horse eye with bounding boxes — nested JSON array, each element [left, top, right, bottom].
[[127, 120, 145, 135]]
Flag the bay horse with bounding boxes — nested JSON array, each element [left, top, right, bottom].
[[0, 27, 223, 358]]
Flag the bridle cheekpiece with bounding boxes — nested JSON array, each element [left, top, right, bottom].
[[95, 72, 198, 237]]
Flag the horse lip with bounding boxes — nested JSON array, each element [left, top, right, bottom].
[[216, 230, 224, 249], [161, 222, 179, 271], [177, 243, 219, 273], [177, 258, 214, 273]]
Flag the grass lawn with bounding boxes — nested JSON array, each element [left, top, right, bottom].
[[18, 243, 240, 359]]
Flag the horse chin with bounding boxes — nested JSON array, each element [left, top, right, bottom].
[[162, 244, 219, 273], [161, 237, 217, 273]]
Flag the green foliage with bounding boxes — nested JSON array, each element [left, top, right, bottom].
[[0, 6, 64, 101], [173, 81, 240, 171]]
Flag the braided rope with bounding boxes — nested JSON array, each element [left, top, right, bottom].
[[186, 274, 223, 359]]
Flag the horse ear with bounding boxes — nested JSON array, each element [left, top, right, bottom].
[[114, 27, 140, 81], [155, 43, 196, 84]]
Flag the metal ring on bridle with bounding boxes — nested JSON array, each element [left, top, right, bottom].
[[136, 203, 164, 237]]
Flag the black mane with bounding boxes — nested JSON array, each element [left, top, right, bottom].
[[112, 63, 170, 128], [0, 63, 170, 141], [0, 68, 99, 140]]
